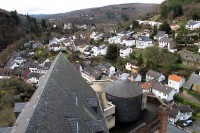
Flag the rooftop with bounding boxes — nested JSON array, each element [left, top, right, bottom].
[[168, 74, 183, 82], [11, 52, 108, 133]]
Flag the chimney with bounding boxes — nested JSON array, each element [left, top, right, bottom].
[[157, 105, 170, 133]]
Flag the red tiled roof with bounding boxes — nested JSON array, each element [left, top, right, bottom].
[[169, 74, 183, 82], [140, 82, 152, 90]]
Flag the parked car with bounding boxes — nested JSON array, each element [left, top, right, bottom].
[[183, 120, 192, 127]]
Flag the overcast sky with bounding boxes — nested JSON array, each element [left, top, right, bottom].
[[0, 0, 164, 14]]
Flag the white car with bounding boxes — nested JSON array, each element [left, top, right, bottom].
[[183, 120, 192, 127]]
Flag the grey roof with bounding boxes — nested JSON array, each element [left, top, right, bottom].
[[14, 102, 27, 113], [179, 104, 193, 113], [82, 66, 95, 76], [128, 60, 138, 66], [0, 127, 13, 133], [169, 107, 179, 119], [155, 31, 166, 38], [159, 37, 174, 43], [140, 36, 152, 42], [167, 124, 188, 133], [184, 73, 200, 89], [105, 79, 142, 98], [146, 70, 164, 80], [91, 69, 102, 80], [11, 52, 108, 133], [152, 83, 174, 95], [104, 62, 112, 70], [28, 72, 41, 79]]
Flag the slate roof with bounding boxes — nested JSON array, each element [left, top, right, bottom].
[[155, 31, 166, 38], [82, 66, 95, 76], [169, 107, 179, 119], [11, 52, 108, 133], [104, 62, 112, 70], [152, 83, 174, 95], [184, 73, 200, 89], [14, 102, 27, 113], [146, 70, 164, 80], [179, 104, 193, 113], [105, 79, 142, 98], [167, 124, 188, 133], [159, 37, 174, 43], [139, 36, 152, 42], [28, 72, 41, 79]]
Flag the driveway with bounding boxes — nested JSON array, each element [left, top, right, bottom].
[[184, 118, 200, 132]]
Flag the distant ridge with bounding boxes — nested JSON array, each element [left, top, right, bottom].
[[31, 3, 159, 24]]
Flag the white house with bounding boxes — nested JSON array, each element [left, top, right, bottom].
[[103, 62, 116, 76], [27, 72, 42, 84], [91, 45, 107, 56], [125, 60, 139, 73], [120, 47, 132, 58], [169, 104, 193, 124], [186, 20, 200, 30], [168, 74, 185, 93], [159, 37, 176, 49], [179, 104, 193, 121], [49, 43, 61, 52], [154, 31, 168, 41], [10, 57, 26, 69], [152, 83, 176, 101], [146, 70, 165, 82], [136, 36, 153, 49], [169, 107, 180, 124], [108, 36, 121, 44]]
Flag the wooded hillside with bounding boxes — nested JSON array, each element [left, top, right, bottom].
[[160, 0, 200, 20]]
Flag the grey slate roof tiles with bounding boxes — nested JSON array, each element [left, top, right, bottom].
[[152, 83, 174, 95], [146, 70, 164, 80], [155, 31, 166, 38], [105, 79, 142, 98], [184, 73, 200, 89], [11, 52, 108, 133]]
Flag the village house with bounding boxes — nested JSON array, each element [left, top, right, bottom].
[[136, 36, 153, 49], [154, 31, 168, 41], [152, 83, 176, 101], [49, 43, 61, 52], [140, 79, 157, 93], [119, 46, 133, 58], [108, 36, 121, 44], [0, 68, 13, 79], [168, 74, 185, 93], [27, 72, 42, 84], [159, 37, 177, 51], [169, 104, 193, 124], [81, 66, 102, 81], [10, 57, 26, 69], [184, 73, 200, 92], [146, 70, 165, 82], [186, 20, 200, 30], [120, 36, 136, 47], [125, 60, 139, 73], [91, 44, 108, 56]]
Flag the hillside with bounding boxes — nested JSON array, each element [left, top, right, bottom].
[[0, 9, 45, 51], [160, 0, 200, 20], [36, 3, 158, 24]]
